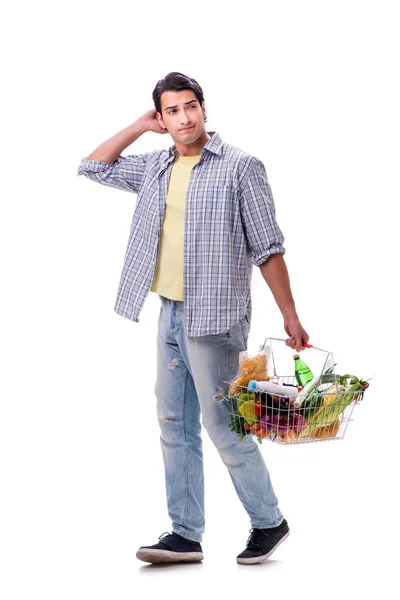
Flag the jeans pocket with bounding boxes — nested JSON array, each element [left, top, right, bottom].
[[240, 315, 250, 345]]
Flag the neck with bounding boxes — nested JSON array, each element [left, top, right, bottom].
[[174, 130, 211, 157]]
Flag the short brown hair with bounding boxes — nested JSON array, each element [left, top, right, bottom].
[[152, 72, 205, 114]]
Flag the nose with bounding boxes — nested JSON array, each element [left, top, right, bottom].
[[179, 109, 192, 126]]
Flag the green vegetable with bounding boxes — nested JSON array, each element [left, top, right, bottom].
[[237, 392, 256, 406], [300, 374, 343, 420], [238, 400, 258, 425], [297, 376, 368, 440], [228, 413, 251, 440], [237, 392, 249, 405], [237, 392, 250, 406], [301, 393, 325, 421]]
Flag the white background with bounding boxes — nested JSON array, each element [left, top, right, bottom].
[[1, 0, 399, 598]]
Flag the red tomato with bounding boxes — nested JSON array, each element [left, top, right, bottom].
[[254, 402, 265, 417]]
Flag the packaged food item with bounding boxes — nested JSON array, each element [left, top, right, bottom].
[[228, 349, 269, 396]]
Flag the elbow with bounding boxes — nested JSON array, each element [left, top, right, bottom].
[[256, 248, 285, 268], [77, 156, 115, 177]]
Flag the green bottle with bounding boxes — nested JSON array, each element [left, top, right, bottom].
[[293, 354, 314, 387]]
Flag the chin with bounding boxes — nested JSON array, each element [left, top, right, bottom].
[[181, 136, 197, 145], [180, 129, 200, 143]]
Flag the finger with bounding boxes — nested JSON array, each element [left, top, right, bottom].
[[295, 339, 304, 352]]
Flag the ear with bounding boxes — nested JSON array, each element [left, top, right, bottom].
[[156, 111, 167, 131], [201, 101, 207, 119]]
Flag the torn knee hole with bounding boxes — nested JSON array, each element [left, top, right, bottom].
[[162, 412, 174, 423], [213, 387, 225, 403], [168, 359, 179, 369]]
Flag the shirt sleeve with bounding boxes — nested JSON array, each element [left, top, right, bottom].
[[239, 157, 285, 266], [77, 152, 150, 194]]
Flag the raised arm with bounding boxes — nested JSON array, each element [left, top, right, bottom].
[[77, 110, 168, 194], [84, 109, 167, 162]]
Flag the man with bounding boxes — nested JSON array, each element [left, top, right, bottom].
[[77, 72, 309, 565]]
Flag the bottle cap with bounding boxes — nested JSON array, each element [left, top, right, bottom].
[[293, 354, 300, 359], [247, 380, 257, 391]]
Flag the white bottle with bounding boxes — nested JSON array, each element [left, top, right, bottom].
[[247, 380, 299, 397]]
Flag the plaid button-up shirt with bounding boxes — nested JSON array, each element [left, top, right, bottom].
[[77, 131, 285, 336]]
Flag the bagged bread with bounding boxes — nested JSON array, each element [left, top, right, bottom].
[[228, 350, 269, 396]]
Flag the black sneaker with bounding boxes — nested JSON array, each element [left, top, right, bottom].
[[136, 531, 204, 564], [236, 519, 290, 565]]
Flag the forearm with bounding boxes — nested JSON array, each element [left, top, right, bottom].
[[85, 118, 148, 162], [259, 253, 298, 318]]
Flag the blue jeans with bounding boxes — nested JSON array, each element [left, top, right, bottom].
[[155, 296, 283, 543]]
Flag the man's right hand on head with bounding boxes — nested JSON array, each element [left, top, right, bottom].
[[140, 109, 168, 135]]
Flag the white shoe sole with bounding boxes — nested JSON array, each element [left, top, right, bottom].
[[136, 548, 204, 564], [236, 530, 290, 565]]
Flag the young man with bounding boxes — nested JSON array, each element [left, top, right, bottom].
[[77, 72, 309, 565]]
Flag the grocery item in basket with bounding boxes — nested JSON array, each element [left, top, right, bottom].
[[307, 419, 340, 440], [228, 352, 268, 396], [238, 400, 258, 425], [297, 375, 369, 440], [293, 354, 314, 387], [295, 372, 342, 409], [277, 428, 297, 444], [248, 379, 299, 397], [250, 421, 269, 438]]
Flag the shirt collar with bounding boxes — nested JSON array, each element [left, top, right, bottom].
[[168, 131, 223, 160]]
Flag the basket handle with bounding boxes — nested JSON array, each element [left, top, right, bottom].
[[261, 337, 330, 354]]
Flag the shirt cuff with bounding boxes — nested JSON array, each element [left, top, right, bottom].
[[253, 245, 285, 266], [77, 157, 115, 174]]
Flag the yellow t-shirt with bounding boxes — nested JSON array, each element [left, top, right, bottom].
[[150, 154, 200, 300]]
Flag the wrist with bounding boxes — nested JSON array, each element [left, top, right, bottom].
[[282, 306, 298, 320], [136, 117, 150, 135]]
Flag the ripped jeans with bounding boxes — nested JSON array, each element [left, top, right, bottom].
[[155, 296, 283, 543]]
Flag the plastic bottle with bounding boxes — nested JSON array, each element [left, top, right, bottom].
[[293, 354, 314, 387], [247, 380, 299, 397]]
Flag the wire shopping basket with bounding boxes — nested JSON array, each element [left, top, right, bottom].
[[223, 337, 369, 445]]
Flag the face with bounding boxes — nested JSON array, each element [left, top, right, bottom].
[[157, 89, 207, 146]]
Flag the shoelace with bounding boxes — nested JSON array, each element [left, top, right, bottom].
[[157, 531, 199, 549], [156, 532, 176, 549], [158, 531, 173, 542], [246, 528, 271, 548]]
